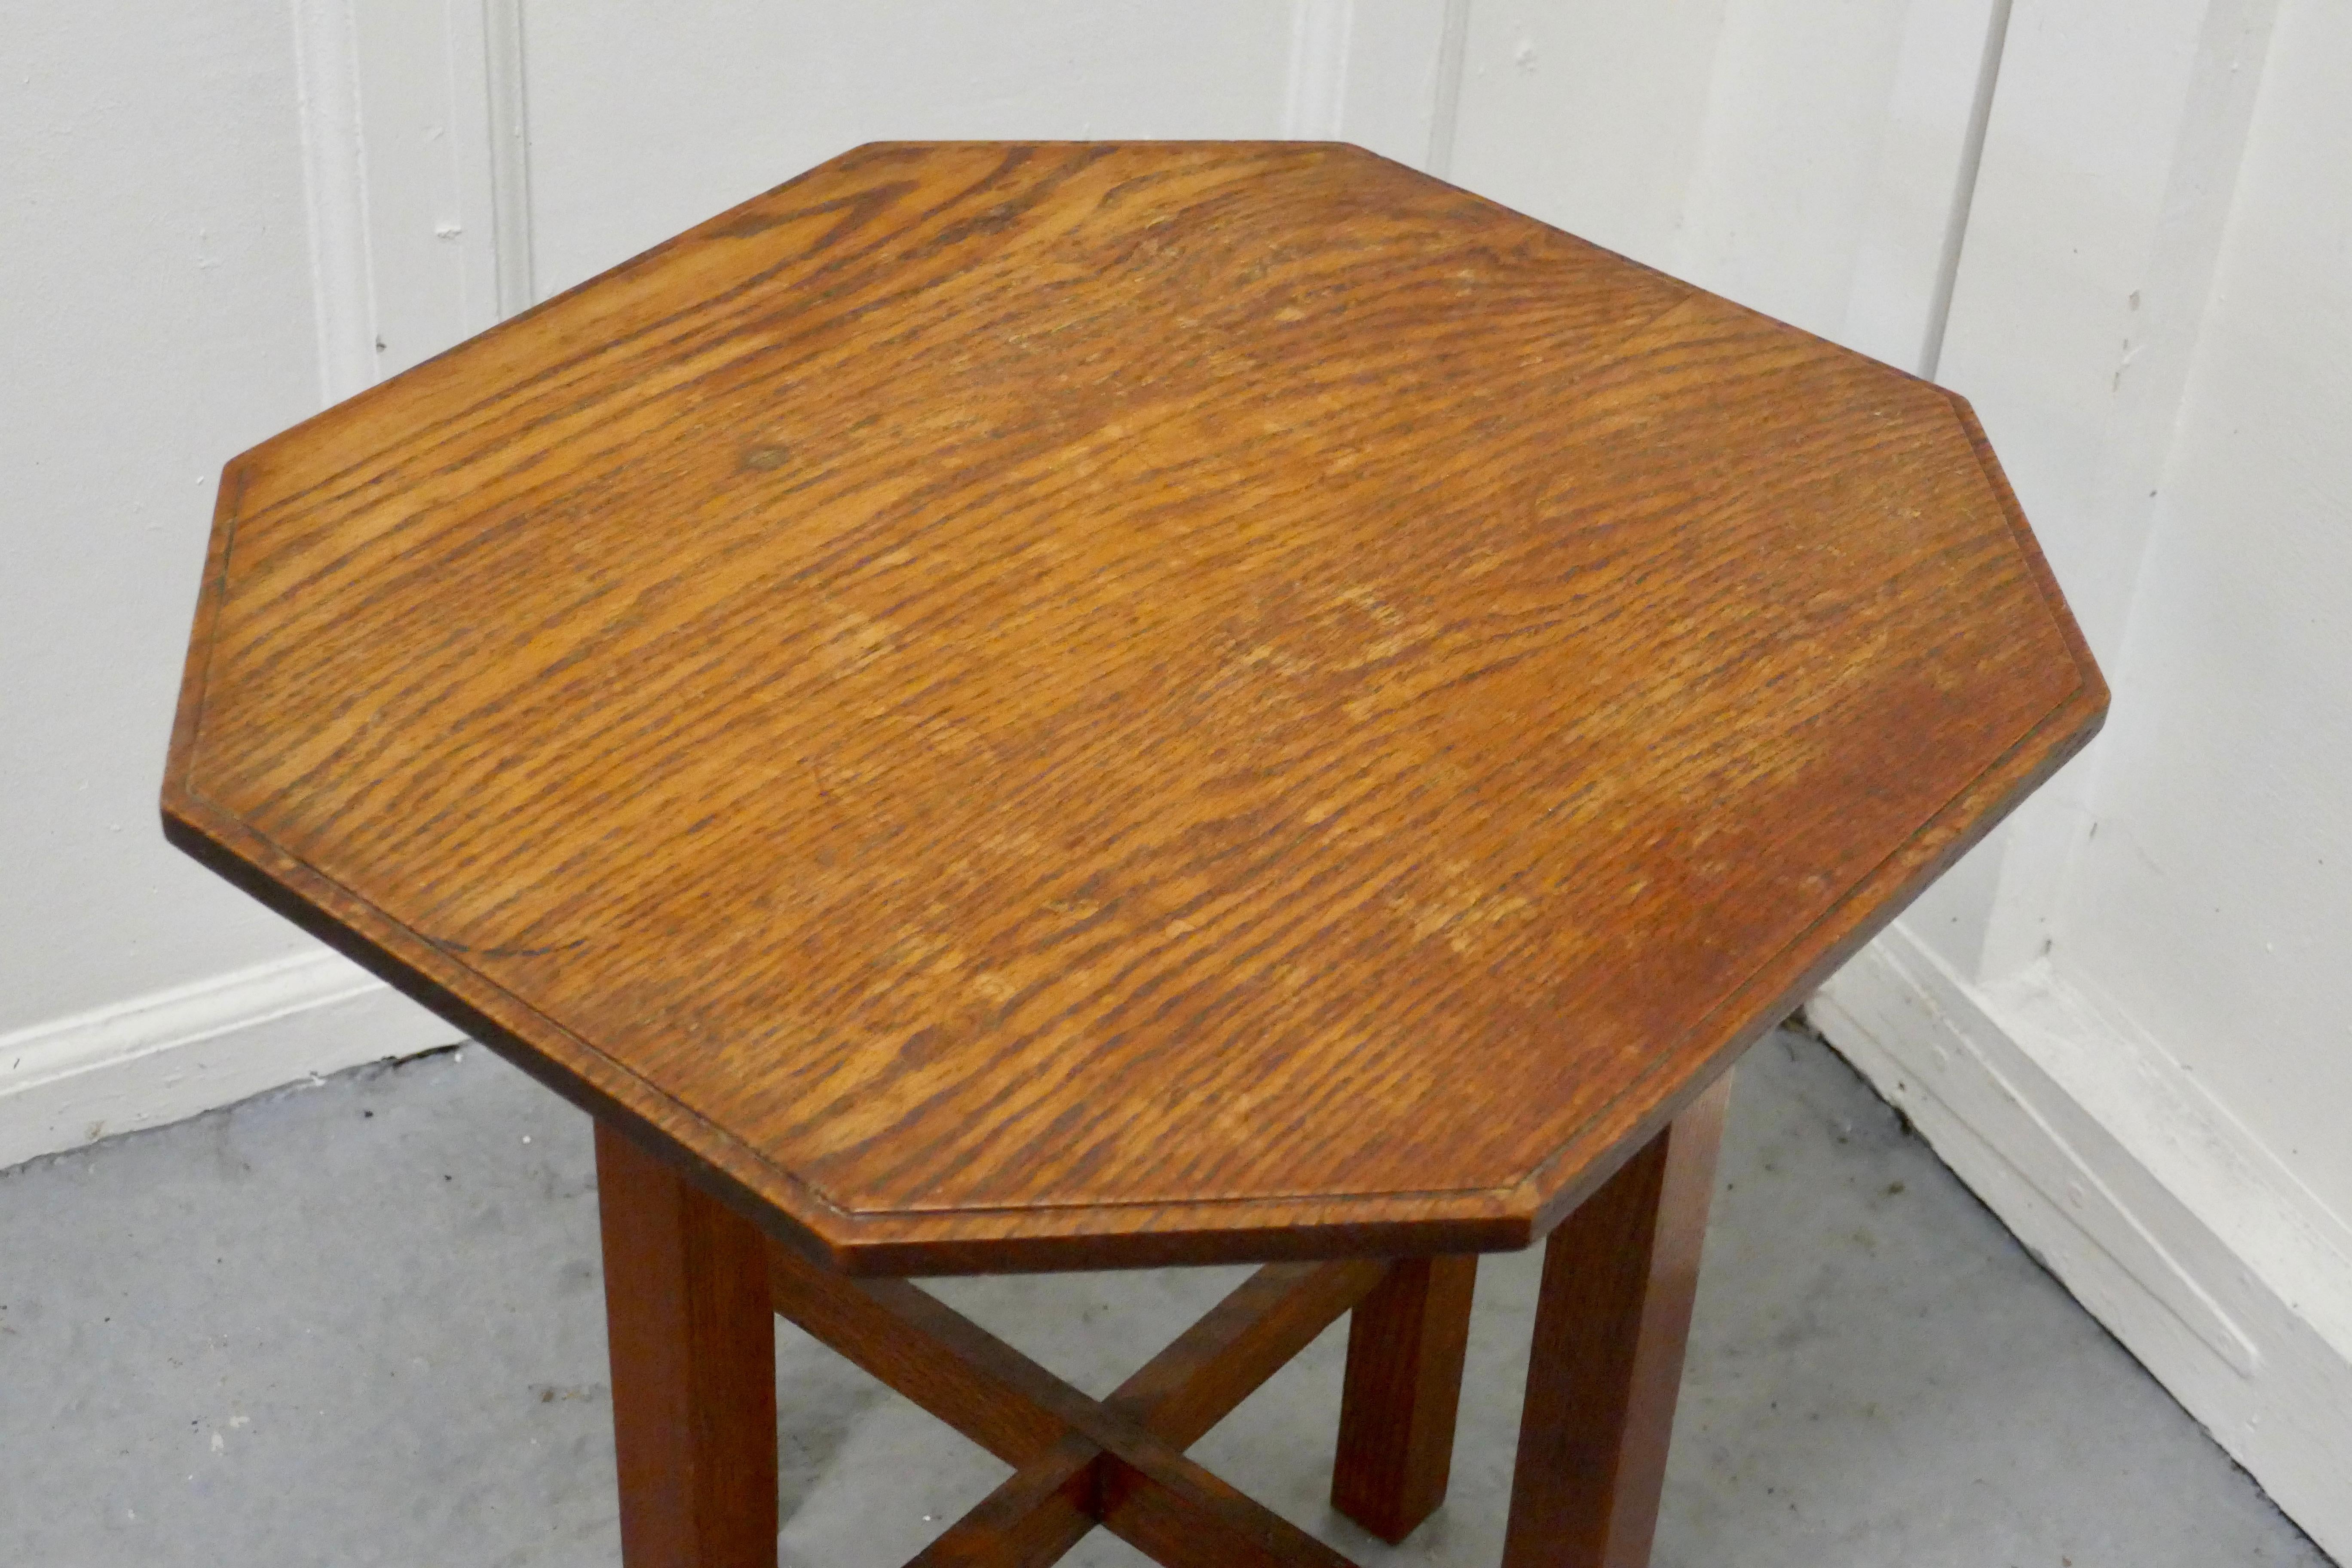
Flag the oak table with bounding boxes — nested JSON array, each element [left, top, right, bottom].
[[163, 142, 2105, 1567]]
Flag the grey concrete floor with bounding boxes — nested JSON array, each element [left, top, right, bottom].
[[0, 1025, 2329, 1568]]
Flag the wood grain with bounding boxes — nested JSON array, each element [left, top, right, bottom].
[[912, 1256, 1388, 1565], [1501, 1072, 1730, 1568], [1330, 1254, 1479, 1542], [1105, 1258, 1391, 1446], [594, 1122, 777, 1567], [764, 1240, 1369, 1568], [910, 1436, 1099, 1568], [162, 140, 2106, 1271], [767, 1240, 1068, 1467]]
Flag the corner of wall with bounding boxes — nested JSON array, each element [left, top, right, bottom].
[[1810, 921, 2352, 1561], [0, 954, 460, 1174]]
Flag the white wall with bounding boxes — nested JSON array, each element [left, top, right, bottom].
[[0, 0, 469, 1152], [524, 1, 1289, 298], [516, 0, 1485, 300], [2, 0, 320, 1031], [1810, 0, 2352, 1550], [1445, 0, 2009, 372], [4, 0, 2346, 1550], [2063, 0, 2352, 1228]]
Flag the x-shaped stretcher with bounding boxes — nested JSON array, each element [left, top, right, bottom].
[[766, 1240, 1438, 1568], [596, 1084, 1728, 1568]]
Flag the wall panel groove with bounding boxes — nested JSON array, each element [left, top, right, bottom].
[[291, 0, 380, 404], [1285, 0, 1355, 139]]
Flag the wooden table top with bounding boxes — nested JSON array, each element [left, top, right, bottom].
[[164, 142, 2103, 1274]]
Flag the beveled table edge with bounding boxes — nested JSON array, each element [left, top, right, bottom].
[[159, 369, 2107, 1277]]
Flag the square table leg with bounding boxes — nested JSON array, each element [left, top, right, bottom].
[[595, 1122, 780, 1567], [1501, 1072, 1732, 1568], [1330, 1253, 1479, 1542]]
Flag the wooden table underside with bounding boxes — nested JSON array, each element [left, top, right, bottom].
[[596, 1073, 1729, 1568]]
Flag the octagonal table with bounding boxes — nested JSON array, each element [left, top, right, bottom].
[[164, 142, 2104, 1567]]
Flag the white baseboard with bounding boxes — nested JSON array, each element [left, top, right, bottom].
[[0, 951, 461, 1173], [1812, 924, 2352, 1562]]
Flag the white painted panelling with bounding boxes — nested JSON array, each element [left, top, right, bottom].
[[1673, 0, 1923, 339], [349, 0, 510, 371], [1444, 0, 2004, 350], [2, 0, 340, 1036], [1884, 0, 2283, 982], [291, 0, 512, 389], [1284, 0, 1354, 139], [292, 0, 379, 402], [480, 0, 536, 316], [1334, 0, 1460, 169], [520, 1, 1301, 297], [2052, 0, 2352, 1228], [1813, 929, 2352, 1561], [1936, 0, 2282, 668], [0, 0, 473, 1136], [1448, 0, 1738, 273], [0, 956, 459, 1173], [1421, 0, 1473, 176], [440, 0, 508, 329], [1788, 8, 2352, 1547], [1842, 0, 2013, 374]]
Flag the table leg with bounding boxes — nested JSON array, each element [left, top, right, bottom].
[[1501, 1072, 1731, 1568], [1329, 1255, 1479, 1542], [595, 1121, 778, 1567]]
